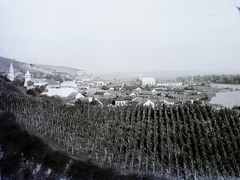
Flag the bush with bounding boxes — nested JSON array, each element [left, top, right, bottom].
[[27, 89, 37, 97]]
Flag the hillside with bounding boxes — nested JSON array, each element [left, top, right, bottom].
[[1, 76, 240, 179], [0, 56, 85, 77], [0, 111, 163, 180], [0, 77, 161, 179]]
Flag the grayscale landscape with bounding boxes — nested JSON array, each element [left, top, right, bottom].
[[0, 0, 240, 179]]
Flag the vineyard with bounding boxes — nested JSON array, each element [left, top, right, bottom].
[[1, 78, 240, 179]]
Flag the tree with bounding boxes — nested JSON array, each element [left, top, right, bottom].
[[46, 74, 53, 80], [53, 75, 63, 83], [200, 93, 209, 101], [27, 81, 34, 86], [26, 89, 37, 97], [12, 79, 24, 86], [101, 85, 109, 90]]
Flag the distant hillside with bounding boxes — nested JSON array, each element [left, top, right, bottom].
[[36, 64, 84, 76], [0, 56, 85, 77]]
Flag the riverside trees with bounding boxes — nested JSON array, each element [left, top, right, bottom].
[[1, 77, 240, 179]]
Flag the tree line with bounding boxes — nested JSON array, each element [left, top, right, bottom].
[[1, 77, 240, 179], [177, 74, 240, 85]]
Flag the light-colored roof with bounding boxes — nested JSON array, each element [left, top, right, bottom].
[[115, 96, 126, 101], [31, 78, 48, 84], [61, 81, 76, 86], [142, 77, 155, 82], [132, 97, 143, 103], [134, 87, 142, 91]]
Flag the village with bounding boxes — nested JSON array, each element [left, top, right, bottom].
[[6, 62, 218, 108]]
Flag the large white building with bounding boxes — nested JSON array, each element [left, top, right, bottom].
[[141, 77, 156, 86]]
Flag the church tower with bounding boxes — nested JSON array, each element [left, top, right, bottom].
[[8, 63, 15, 81], [24, 70, 31, 86]]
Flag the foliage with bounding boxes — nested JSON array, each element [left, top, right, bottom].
[[177, 74, 240, 84], [0, 74, 11, 82], [26, 89, 37, 97], [101, 85, 109, 90], [200, 93, 210, 101], [12, 78, 24, 86], [27, 80, 34, 86]]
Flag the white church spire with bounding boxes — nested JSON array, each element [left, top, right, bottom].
[[8, 63, 15, 81]]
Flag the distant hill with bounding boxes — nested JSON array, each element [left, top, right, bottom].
[[0, 56, 85, 77]]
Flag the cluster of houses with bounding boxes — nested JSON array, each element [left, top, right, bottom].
[[7, 63, 202, 107]]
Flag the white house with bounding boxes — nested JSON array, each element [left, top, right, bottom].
[[114, 96, 127, 106], [141, 77, 155, 86], [31, 79, 48, 87], [142, 99, 155, 108]]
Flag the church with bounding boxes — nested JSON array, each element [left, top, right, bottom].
[[141, 77, 156, 86]]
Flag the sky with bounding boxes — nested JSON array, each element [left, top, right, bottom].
[[0, 0, 240, 74]]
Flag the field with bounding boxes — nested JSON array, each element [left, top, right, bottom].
[[1, 77, 240, 179]]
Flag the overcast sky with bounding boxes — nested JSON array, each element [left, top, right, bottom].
[[0, 0, 240, 73]]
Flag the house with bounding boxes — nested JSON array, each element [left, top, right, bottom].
[[158, 96, 167, 102], [129, 92, 137, 98], [110, 82, 125, 90], [75, 74, 94, 82], [122, 95, 134, 102], [132, 97, 144, 105], [137, 91, 152, 99], [76, 93, 85, 99], [77, 85, 89, 90], [141, 99, 155, 108], [151, 89, 157, 95], [95, 91, 106, 96], [98, 97, 115, 105], [31, 78, 49, 87], [141, 77, 155, 86], [47, 82, 61, 89], [66, 92, 78, 100], [61, 81, 77, 88], [133, 87, 142, 95], [164, 99, 178, 105], [114, 96, 127, 106]]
